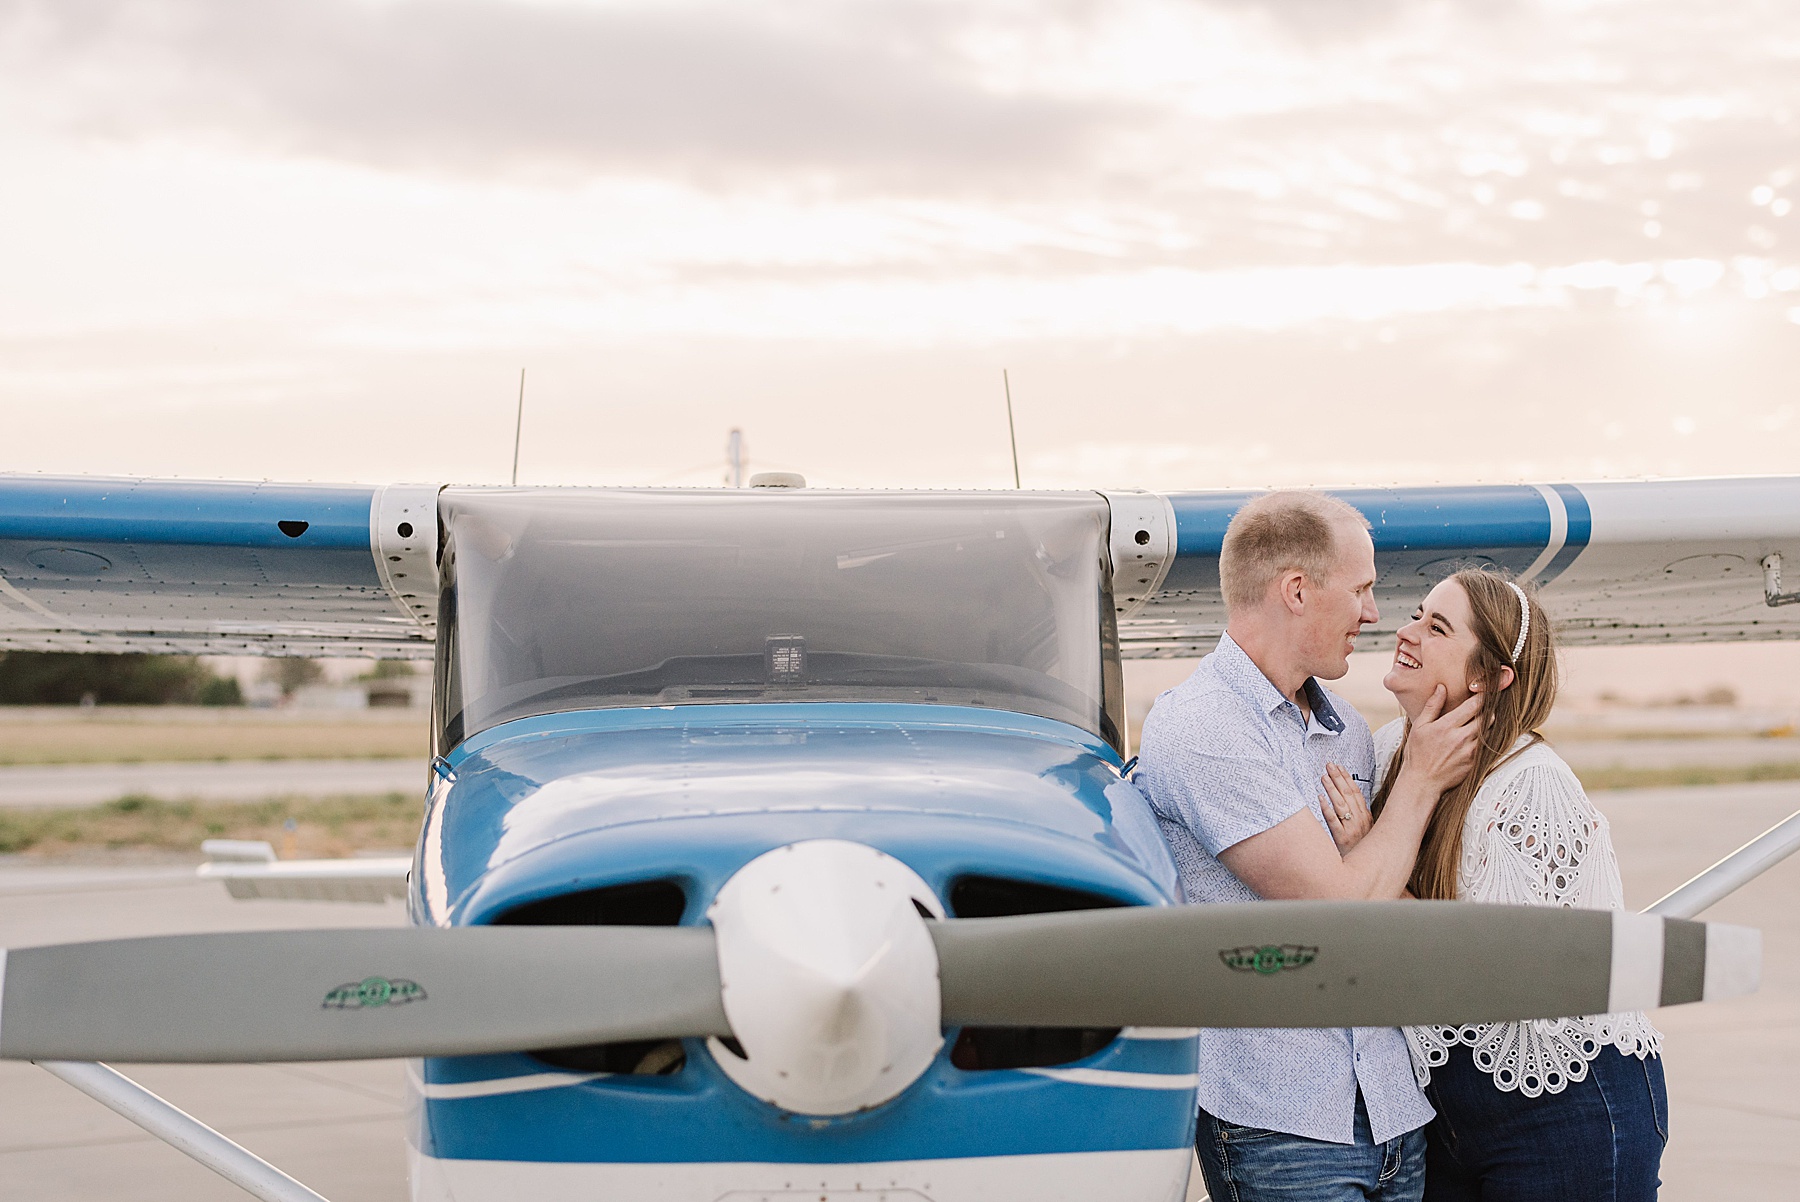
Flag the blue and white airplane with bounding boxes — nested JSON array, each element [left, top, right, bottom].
[[0, 473, 1779, 1202]]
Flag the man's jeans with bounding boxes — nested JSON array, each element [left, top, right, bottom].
[[1194, 1094, 1426, 1202]]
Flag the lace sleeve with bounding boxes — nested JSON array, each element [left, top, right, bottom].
[[1460, 755, 1624, 911]]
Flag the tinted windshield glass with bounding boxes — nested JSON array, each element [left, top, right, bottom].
[[434, 489, 1120, 749]]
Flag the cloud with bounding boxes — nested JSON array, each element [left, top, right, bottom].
[[0, 0, 1132, 189], [1208, 0, 1422, 44], [4, 0, 1799, 272]]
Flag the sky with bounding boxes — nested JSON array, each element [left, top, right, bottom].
[[3, 0, 1800, 495]]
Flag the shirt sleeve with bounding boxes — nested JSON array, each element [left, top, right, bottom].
[[1148, 748, 1312, 858], [1464, 759, 1625, 910]]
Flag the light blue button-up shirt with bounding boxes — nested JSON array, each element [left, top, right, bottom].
[[1135, 633, 1434, 1145]]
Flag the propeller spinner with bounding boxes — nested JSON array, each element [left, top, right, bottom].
[[706, 840, 947, 1114]]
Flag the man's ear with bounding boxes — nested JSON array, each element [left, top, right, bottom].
[[1279, 570, 1307, 617]]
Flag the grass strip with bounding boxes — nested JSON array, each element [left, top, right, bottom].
[[0, 793, 424, 857], [10, 764, 1797, 856], [1576, 763, 1800, 791]]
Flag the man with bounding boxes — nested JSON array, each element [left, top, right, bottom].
[[1135, 490, 1480, 1202]]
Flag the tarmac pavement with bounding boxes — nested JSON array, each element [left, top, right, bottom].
[[1554, 736, 1800, 771], [0, 760, 427, 808]]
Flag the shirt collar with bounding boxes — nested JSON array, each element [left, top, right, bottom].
[[1215, 632, 1346, 737], [1300, 677, 1347, 736]]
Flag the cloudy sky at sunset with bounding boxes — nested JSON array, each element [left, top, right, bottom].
[[3, 0, 1799, 493]]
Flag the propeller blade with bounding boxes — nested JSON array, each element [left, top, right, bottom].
[[0, 927, 729, 1063], [932, 901, 1760, 1029]]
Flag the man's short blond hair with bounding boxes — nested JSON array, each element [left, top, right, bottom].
[[1218, 491, 1371, 613]]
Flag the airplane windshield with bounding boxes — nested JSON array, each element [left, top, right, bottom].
[[433, 488, 1122, 751]]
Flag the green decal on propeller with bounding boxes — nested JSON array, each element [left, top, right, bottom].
[[322, 976, 427, 1009], [1219, 945, 1318, 975]]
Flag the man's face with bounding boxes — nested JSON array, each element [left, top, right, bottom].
[[1296, 521, 1380, 681]]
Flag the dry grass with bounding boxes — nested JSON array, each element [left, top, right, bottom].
[[0, 718, 428, 764], [0, 793, 424, 857], [1575, 762, 1800, 791], [8, 765, 1796, 858], [1549, 726, 1800, 742]]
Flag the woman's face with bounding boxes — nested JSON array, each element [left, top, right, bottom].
[[1385, 578, 1482, 718]]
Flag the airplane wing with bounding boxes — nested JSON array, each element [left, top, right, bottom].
[[4, 472, 1795, 661], [0, 476, 438, 657], [197, 840, 410, 903], [1109, 477, 1800, 657]]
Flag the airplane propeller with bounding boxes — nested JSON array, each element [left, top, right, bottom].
[[0, 901, 1757, 1065], [0, 927, 731, 1063]]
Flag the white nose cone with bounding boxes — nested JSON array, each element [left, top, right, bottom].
[[706, 840, 944, 1115]]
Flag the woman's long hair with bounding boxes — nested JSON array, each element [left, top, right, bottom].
[[1371, 569, 1559, 901]]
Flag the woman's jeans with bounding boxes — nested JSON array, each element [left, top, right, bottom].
[[1195, 1093, 1426, 1202], [1422, 1044, 1668, 1201]]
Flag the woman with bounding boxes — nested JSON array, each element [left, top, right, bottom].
[[1322, 568, 1666, 1201]]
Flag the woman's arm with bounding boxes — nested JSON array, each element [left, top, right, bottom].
[[1465, 755, 1625, 910]]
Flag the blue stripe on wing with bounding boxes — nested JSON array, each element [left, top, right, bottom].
[[0, 476, 375, 550], [1160, 485, 1557, 596]]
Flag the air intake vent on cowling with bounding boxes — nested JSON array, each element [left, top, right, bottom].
[[492, 878, 689, 1076], [946, 874, 1126, 1072], [947, 875, 1128, 919], [493, 879, 687, 928]]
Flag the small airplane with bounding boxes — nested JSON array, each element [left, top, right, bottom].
[[0, 471, 1785, 1202]]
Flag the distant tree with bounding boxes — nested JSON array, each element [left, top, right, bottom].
[[199, 675, 244, 706], [0, 652, 241, 705], [263, 657, 325, 697], [360, 659, 417, 680]]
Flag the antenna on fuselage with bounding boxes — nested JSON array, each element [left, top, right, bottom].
[[726, 428, 746, 488], [510, 368, 526, 486], [1002, 369, 1021, 488]]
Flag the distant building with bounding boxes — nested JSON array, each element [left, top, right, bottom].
[[365, 673, 430, 708]]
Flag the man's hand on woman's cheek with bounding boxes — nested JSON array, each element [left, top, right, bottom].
[[1398, 684, 1483, 797]]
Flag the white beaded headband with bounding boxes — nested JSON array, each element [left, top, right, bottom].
[[1504, 580, 1531, 662]]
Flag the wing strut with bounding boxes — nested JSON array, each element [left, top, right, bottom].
[[35, 1060, 330, 1202], [1647, 808, 1800, 918]]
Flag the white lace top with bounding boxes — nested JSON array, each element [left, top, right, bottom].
[[1373, 719, 1661, 1097]]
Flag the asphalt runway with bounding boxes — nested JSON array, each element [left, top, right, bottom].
[[3, 781, 1797, 1202], [0, 759, 426, 808]]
